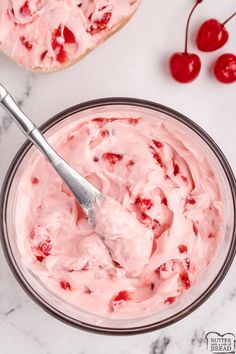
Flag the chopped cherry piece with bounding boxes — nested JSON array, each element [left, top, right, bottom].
[[153, 153, 163, 166], [20, 36, 32, 50], [193, 223, 198, 236], [152, 140, 163, 148], [31, 177, 39, 185], [51, 25, 69, 63], [100, 129, 109, 137], [113, 291, 130, 302], [127, 118, 139, 125], [92, 118, 105, 122], [63, 26, 76, 43], [135, 196, 154, 212], [20, 1, 31, 16], [161, 197, 168, 206], [84, 287, 92, 294], [52, 25, 62, 50], [178, 244, 188, 253], [155, 263, 167, 275], [102, 153, 123, 165], [56, 47, 68, 63], [185, 258, 190, 270], [173, 162, 180, 176], [36, 255, 44, 262], [180, 271, 191, 289], [113, 260, 122, 268], [60, 280, 72, 291], [149, 146, 163, 167], [36, 241, 51, 256], [151, 240, 157, 256], [152, 218, 160, 229], [87, 11, 112, 35], [208, 233, 215, 238], [127, 160, 135, 168], [40, 50, 48, 61], [164, 296, 176, 304], [187, 198, 196, 205]]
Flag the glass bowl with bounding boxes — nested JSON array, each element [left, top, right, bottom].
[[1, 98, 236, 335]]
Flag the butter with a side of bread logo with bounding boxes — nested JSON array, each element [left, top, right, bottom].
[[205, 332, 236, 354]]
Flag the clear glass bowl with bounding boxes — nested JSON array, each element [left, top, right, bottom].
[[1, 98, 236, 335]]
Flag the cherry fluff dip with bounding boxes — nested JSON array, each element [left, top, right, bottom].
[[1, 99, 235, 334]]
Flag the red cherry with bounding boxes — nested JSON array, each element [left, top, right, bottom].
[[214, 54, 236, 84], [196, 19, 229, 52], [196, 12, 236, 52], [169, 0, 202, 83], [169, 53, 201, 83]]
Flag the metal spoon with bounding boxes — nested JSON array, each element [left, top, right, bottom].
[[0, 83, 104, 225]]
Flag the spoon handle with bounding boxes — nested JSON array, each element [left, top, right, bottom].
[[0, 83, 102, 215]]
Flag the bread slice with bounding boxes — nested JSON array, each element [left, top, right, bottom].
[[0, 1, 140, 73]]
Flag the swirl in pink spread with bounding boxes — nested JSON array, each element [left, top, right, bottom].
[[15, 112, 222, 317], [0, 0, 139, 71]]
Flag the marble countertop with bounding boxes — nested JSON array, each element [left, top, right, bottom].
[[0, 0, 236, 353]]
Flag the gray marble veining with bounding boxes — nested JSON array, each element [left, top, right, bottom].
[[0, 72, 36, 139], [0, 0, 236, 353]]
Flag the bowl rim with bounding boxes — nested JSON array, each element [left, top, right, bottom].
[[1, 97, 236, 335]]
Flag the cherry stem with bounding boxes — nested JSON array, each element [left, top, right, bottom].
[[184, 0, 203, 53], [222, 12, 236, 26]]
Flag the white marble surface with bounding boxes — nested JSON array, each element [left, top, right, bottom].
[[0, 0, 236, 353]]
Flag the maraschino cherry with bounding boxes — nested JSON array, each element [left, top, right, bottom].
[[196, 12, 236, 52], [214, 54, 236, 84], [169, 0, 202, 83]]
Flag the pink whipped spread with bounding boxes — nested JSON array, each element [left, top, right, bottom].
[[15, 111, 222, 318], [0, 0, 139, 71], [94, 197, 153, 276]]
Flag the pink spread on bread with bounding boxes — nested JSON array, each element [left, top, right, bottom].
[[0, 0, 140, 71]]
